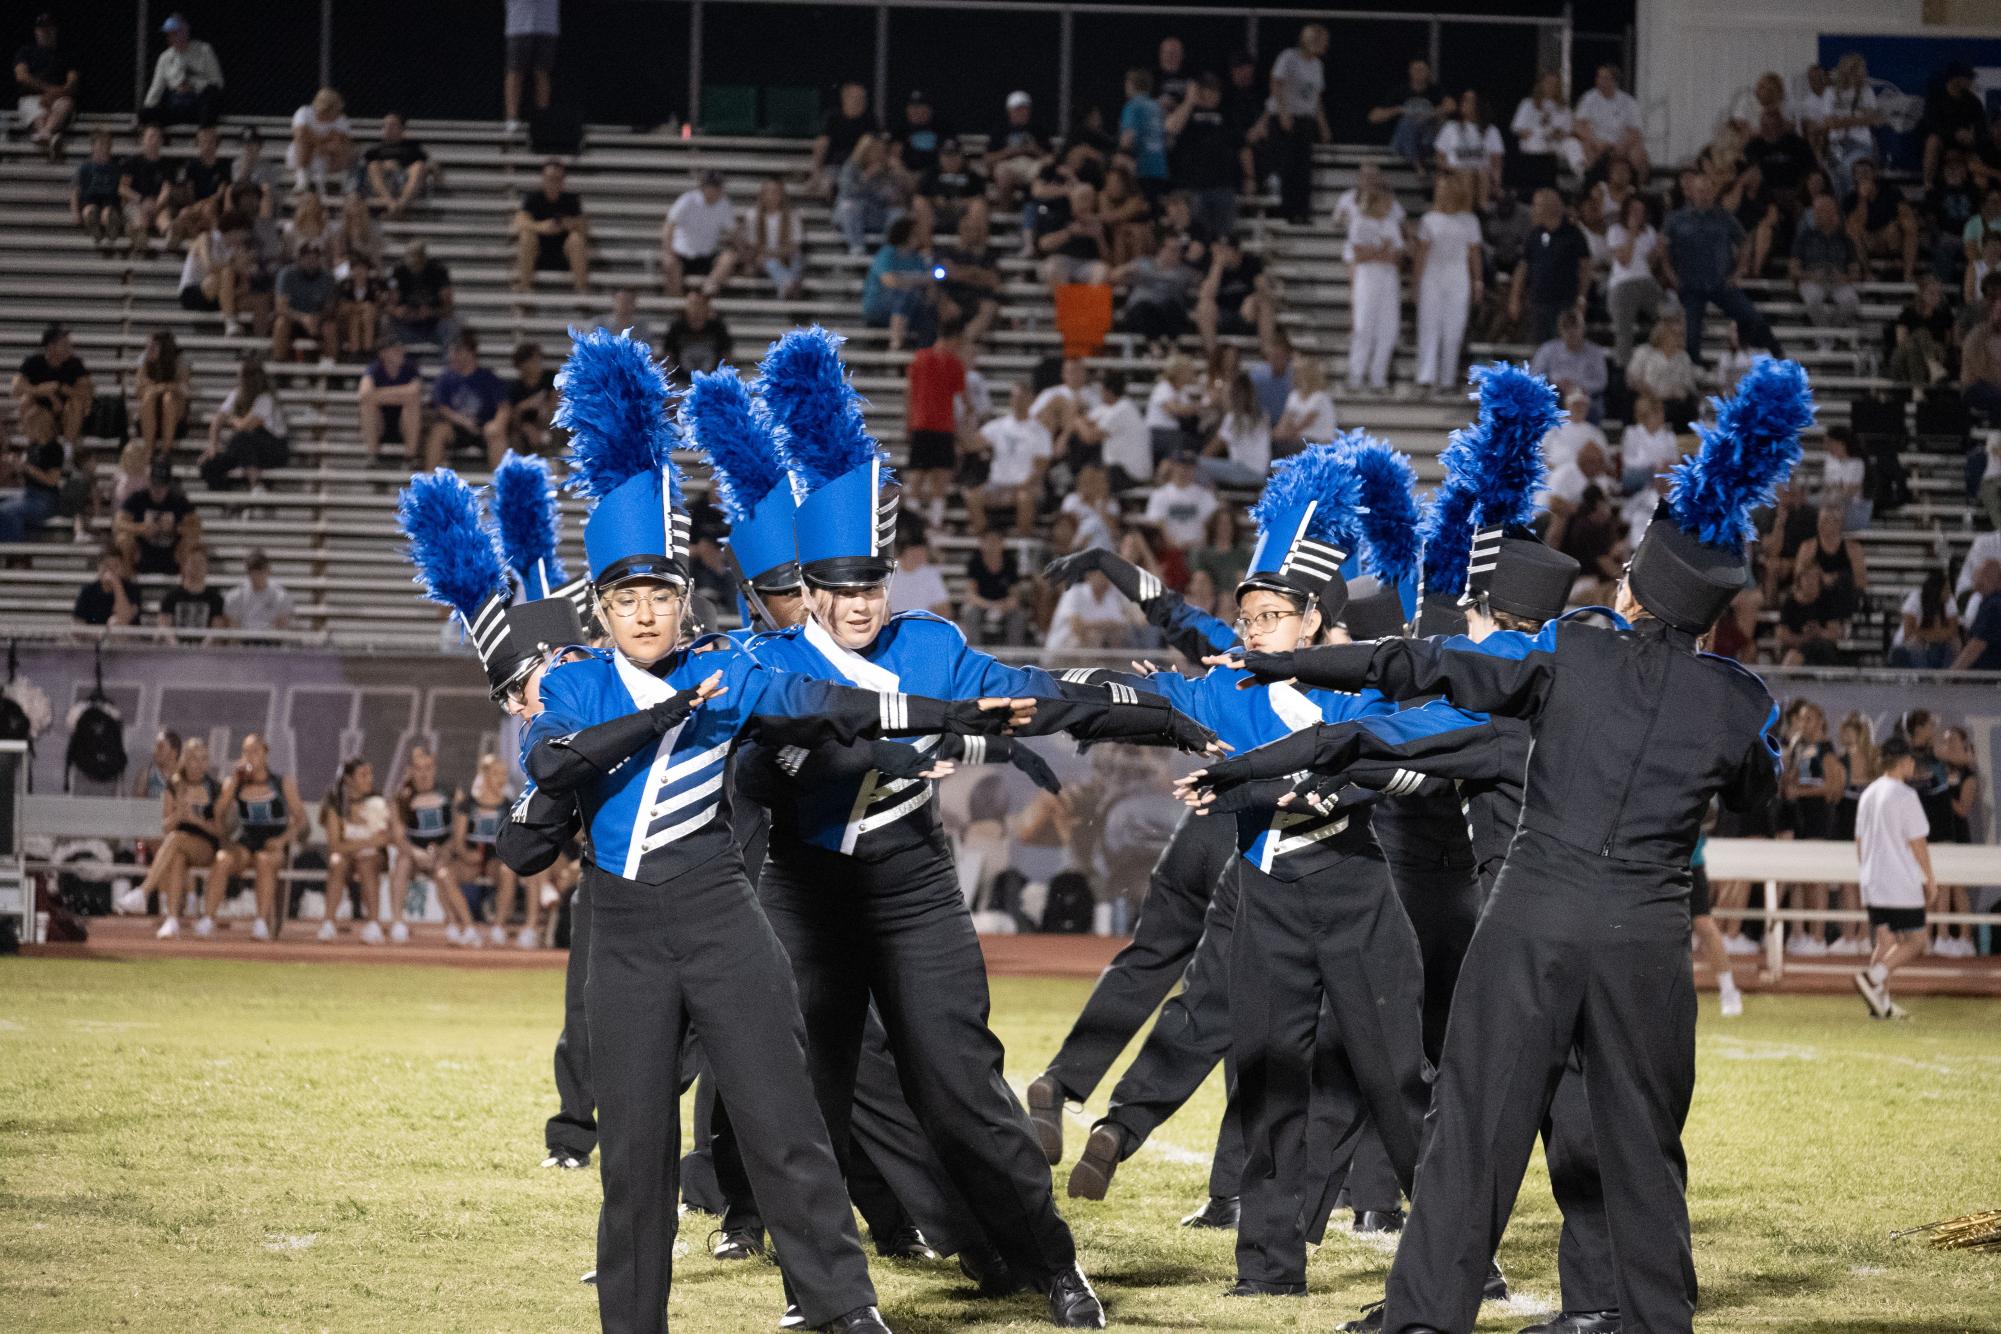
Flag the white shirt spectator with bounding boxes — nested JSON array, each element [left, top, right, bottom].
[[1216, 412, 1272, 473], [1343, 212, 1405, 266], [1822, 452, 1865, 496], [217, 388, 288, 437], [505, 0, 561, 36], [979, 414, 1053, 488], [1620, 422, 1680, 478], [1855, 773, 1930, 908], [1418, 209, 1483, 284], [225, 576, 296, 631], [666, 188, 738, 259], [1574, 86, 1642, 143], [1540, 418, 1606, 474], [144, 41, 225, 107], [1089, 392, 1151, 482], [1282, 386, 1338, 440], [1825, 82, 1879, 153], [1144, 480, 1219, 548], [1956, 530, 2001, 597], [288, 104, 353, 170], [1060, 492, 1119, 552], [887, 561, 952, 616], [1145, 378, 1199, 431], [1269, 47, 1325, 120], [1510, 96, 1572, 154], [1332, 187, 1405, 235], [1794, 82, 1836, 132], [1044, 579, 1140, 651], [1434, 121, 1505, 171], [1544, 460, 1609, 507], [1605, 222, 1657, 290], [1029, 383, 1078, 424], [1892, 587, 1958, 649], [961, 368, 995, 425]]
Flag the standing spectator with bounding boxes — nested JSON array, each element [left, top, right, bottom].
[[1852, 737, 1936, 1020], [913, 137, 989, 252], [935, 208, 1002, 344], [1509, 188, 1592, 345], [73, 549, 142, 628], [14, 12, 76, 155], [271, 240, 336, 363], [1118, 69, 1170, 200], [287, 87, 353, 194], [1114, 234, 1198, 350], [388, 239, 459, 348], [987, 91, 1052, 208], [360, 112, 432, 217], [660, 169, 741, 298], [200, 355, 288, 490], [886, 539, 953, 618], [423, 334, 507, 469], [1792, 193, 1863, 332], [512, 159, 590, 293], [1569, 63, 1648, 179], [119, 123, 173, 254], [1201, 372, 1271, 487], [1153, 35, 1191, 112], [1605, 194, 1663, 360], [905, 318, 969, 527], [863, 216, 936, 350], [157, 546, 230, 635], [1344, 188, 1404, 394], [499, 342, 557, 458], [833, 136, 912, 256], [1952, 558, 2001, 671], [177, 210, 253, 335], [333, 253, 384, 359], [70, 131, 122, 248], [1413, 174, 1483, 395], [1142, 452, 1218, 549], [963, 528, 1028, 644], [1433, 91, 1504, 210], [1844, 158, 1919, 283], [224, 548, 294, 633], [1889, 569, 1960, 669], [1222, 52, 1268, 196], [358, 335, 421, 466], [502, 0, 559, 135], [1268, 24, 1330, 224], [1820, 53, 1884, 197], [13, 323, 91, 453], [593, 287, 654, 352], [965, 382, 1052, 534], [114, 457, 198, 576], [1530, 309, 1610, 419], [1168, 74, 1242, 240], [1662, 171, 1782, 361], [140, 13, 222, 128], [1920, 62, 1988, 190], [1192, 232, 1273, 358], [133, 329, 190, 458], [1368, 57, 1448, 179], [1510, 71, 1573, 193], [748, 176, 805, 300], [808, 82, 879, 198], [659, 291, 733, 385]]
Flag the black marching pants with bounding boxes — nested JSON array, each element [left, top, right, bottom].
[[1545, 1048, 1618, 1315], [759, 833, 1077, 1288], [546, 882, 597, 1159], [1046, 809, 1235, 1103], [585, 860, 874, 1334], [1231, 850, 1431, 1287], [1384, 830, 1698, 1334]]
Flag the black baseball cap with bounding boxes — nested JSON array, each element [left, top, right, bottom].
[[907, 89, 929, 105], [939, 135, 963, 153]]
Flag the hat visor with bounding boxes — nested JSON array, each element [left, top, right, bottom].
[[594, 555, 689, 590], [803, 556, 896, 590]]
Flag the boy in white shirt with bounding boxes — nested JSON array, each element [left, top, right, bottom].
[[1618, 394, 1681, 492], [967, 382, 1053, 534], [1853, 737, 1936, 1020]]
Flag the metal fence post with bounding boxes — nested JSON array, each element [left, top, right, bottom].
[[1428, 17, 1441, 85], [1560, 2, 1574, 97], [688, 0, 704, 131], [874, 4, 890, 129], [320, 0, 333, 90], [1058, 7, 1074, 140], [1246, 8, 1258, 59], [133, 0, 150, 113]]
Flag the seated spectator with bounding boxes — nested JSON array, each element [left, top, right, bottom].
[[1777, 559, 1848, 665], [334, 253, 383, 359], [114, 457, 199, 576], [965, 383, 1052, 534], [1189, 505, 1253, 595], [890, 87, 950, 179], [158, 545, 230, 637], [1509, 71, 1572, 194], [271, 239, 336, 362], [1889, 569, 1960, 669], [1959, 275, 2001, 421], [1950, 558, 2001, 670], [661, 169, 740, 298], [1145, 355, 1204, 464], [1801, 501, 1868, 612], [1966, 229, 2001, 310], [227, 127, 283, 209], [808, 81, 880, 198], [73, 548, 142, 628], [1367, 57, 1449, 178], [70, 130, 122, 248], [119, 123, 173, 253], [1554, 482, 1626, 602], [1626, 311, 1704, 426], [1618, 394, 1680, 493], [287, 86, 353, 194], [167, 124, 230, 243], [886, 538, 953, 618], [1844, 158, 1918, 283], [360, 111, 431, 216], [1330, 161, 1403, 236], [1142, 452, 1218, 549], [1071, 371, 1150, 491], [833, 135, 913, 256], [1605, 194, 1663, 361], [497, 342, 556, 458], [1819, 423, 1870, 530], [1095, 166, 1155, 267], [1542, 389, 1609, 480], [660, 291, 733, 385], [862, 216, 936, 351], [13, 322, 91, 452], [1923, 151, 1980, 284], [935, 209, 1002, 343], [358, 336, 421, 466], [14, 12, 76, 154], [1030, 357, 1089, 437], [1194, 232, 1273, 357], [424, 333, 507, 469], [141, 13, 222, 128], [1167, 73, 1243, 241], [1530, 309, 1611, 421], [1045, 567, 1141, 650], [1570, 63, 1649, 179], [1118, 69, 1170, 200], [748, 176, 804, 301], [1886, 273, 1955, 388], [1248, 327, 1296, 426], [1274, 356, 1337, 451], [0, 423, 67, 544], [1728, 71, 1795, 142], [988, 90, 1053, 207], [1033, 165, 1110, 291], [963, 528, 1029, 644], [1546, 434, 1618, 521], [1201, 371, 1271, 488], [1787, 197, 1860, 339], [1433, 90, 1505, 210], [1059, 463, 1122, 552], [511, 159, 590, 293], [594, 286, 655, 353], [331, 190, 384, 276], [224, 548, 294, 633], [1740, 107, 1817, 251], [387, 239, 459, 349], [200, 354, 288, 490], [133, 329, 191, 457], [913, 136, 989, 252], [1114, 234, 1198, 350], [1511, 188, 1593, 346], [280, 187, 330, 263]]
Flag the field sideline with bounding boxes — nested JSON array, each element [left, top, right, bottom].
[[2, 958, 1998, 1333]]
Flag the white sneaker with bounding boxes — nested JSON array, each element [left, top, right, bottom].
[[489, 924, 509, 946], [222, 319, 243, 337], [156, 916, 180, 940], [1723, 933, 1758, 956], [317, 919, 337, 942], [359, 920, 385, 945], [250, 918, 272, 942], [1885, 999, 1912, 1020], [462, 927, 484, 949], [1852, 969, 1890, 1018], [389, 920, 409, 944], [194, 916, 215, 938], [517, 927, 539, 950], [1719, 985, 1744, 1018], [444, 923, 463, 945]]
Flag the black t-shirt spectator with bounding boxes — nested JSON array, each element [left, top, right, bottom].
[[119, 487, 194, 570], [73, 576, 142, 626], [123, 154, 168, 199], [1524, 220, 1591, 306], [1214, 252, 1264, 309], [19, 351, 89, 391], [661, 315, 733, 384], [180, 156, 229, 203], [1922, 86, 1989, 150], [391, 258, 451, 309], [13, 41, 70, 91], [936, 240, 998, 308], [508, 369, 556, 408], [1223, 83, 1266, 141], [522, 190, 582, 228], [1030, 165, 1074, 240], [894, 113, 951, 177], [967, 546, 1020, 602], [159, 584, 226, 630], [1171, 107, 1240, 190], [1384, 80, 1447, 123], [1780, 588, 1847, 634], [822, 109, 880, 165], [990, 120, 1052, 162], [19, 438, 64, 503], [1927, 179, 1980, 234], [1742, 130, 1816, 195], [364, 139, 429, 169], [1155, 66, 1192, 114], [920, 163, 987, 202], [1845, 181, 1905, 232]]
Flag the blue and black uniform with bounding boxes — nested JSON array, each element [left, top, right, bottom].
[[173, 774, 223, 850], [232, 774, 291, 852]]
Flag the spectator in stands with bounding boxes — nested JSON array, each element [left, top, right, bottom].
[[1884, 273, 1955, 389], [318, 757, 389, 942], [1166, 73, 1243, 241], [501, 0, 558, 134], [334, 252, 383, 359], [1345, 187, 1404, 394], [224, 547, 294, 632], [173, 209, 249, 337], [905, 317, 969, 526], [13, 322, 90, 454], [1045, 567, 1139, 651], [287, 87, 353, 195], [166, 125, 230, 245], [1554, 480, 1626, 603], [1889, 568, 1960, 669], [1367, 57, 1448, 180], [966, 382, 1052, 535], [1978, 429, 2001, 531], [115, 457, 198, 576], [281, 188, 330, 264], [495, 342, 556, 459], [1142, 451, 1218, 550], [200, 354, 288, 490], [660, 168, 741, 298], [659, 290, 732, 386], [1412, 174, 1483, 397], [1817, 423, 1869, 531], [140, 13, 222, 129], [1201, 371, 1271, 487], [1776, 559, 1847, 664], [962, 528, 1028, 644], [1604, 194, 1663, 361], [1798, 501, 1868, 617], [1618, 393, 1681, 492], [358, 335, 422, 466], [862, 216, 936, 351], [1793, 193, 1863, 337], [1193, 231, 1272, 359], [1921, 62, 1988, 190], [935, 208, 1001, 344], [1663, 170, 1783, 362], [913, 136, 989, 253], [809, 82, 880, 198], [1570, 63, 1648, 179], [132, 329, 190, 459], [388, 239, 459, 349], [1057, 462, 1121, 553], [1965, 202, 2001, 304], [1817, 53, 1883, 198], [157, 545, 230, 636], [1113, 234, 1197, 351], [1434, 90, 1505, 210], [747, 176, 805, 301], [885, 538, 953, 618], [1246, 327, 1296, 427], [833, 135, 914, 257], [1093, 166, 1153, 268], [512, 159, 590, 292], [1268, 24, 1330, 224], [988, 90, 1053, 208], [1144, 355, 1203, 464], [359, 111, 431, 217], [13, 12, 75, 155], [1741, 106, 1818, 244], [889, 88, 949, 179], [1118, 69, 1170, 201], [1071, 371, 1149, 491], [593, 286, 654, 352], [1952, 558, 2001, 670], [1540, 389, 1608, 478], [1624, 311, 1702, 426], [70, 131, 122, 248], [1959, 273, 2001, 421], [271, 239, 336, 363], [118, 123, 171, 254], [1922, 152, 1980, 284], [1843, 157, 1918, 283], [424, 333, 507, 469], [1509, 71, 1572, 195], [1512, 188, 1592, 346], [1531, 309, 1610, 420], [1273, 356, 1337, 452], [73, 548, 141, 627], [228, 127, 283, 206]]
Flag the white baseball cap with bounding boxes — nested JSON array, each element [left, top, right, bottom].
[[1006, 91, 1032, 110]]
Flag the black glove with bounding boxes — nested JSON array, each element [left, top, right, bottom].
[[1164, 707, 1224, 755], [1188, 727, 1324, 794], [866, 739, 940, 782], [941, 698, 1016, 736], [1041, 546, 1158, 607], [1246, 644, 1378, 691], [1003, 739, 1063, 794], [1196, 775, 1296, 815], [646, 684, 711, 733], [1041, 547, 1110, 593], [529, 685, 713, 793]]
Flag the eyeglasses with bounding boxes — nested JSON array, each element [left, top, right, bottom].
[[603, 586, 684, 618], [1233, 608, 1301, 634]]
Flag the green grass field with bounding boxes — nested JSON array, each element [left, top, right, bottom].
[[2, 957, 1998, 1333]]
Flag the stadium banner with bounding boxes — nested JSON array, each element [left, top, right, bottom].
[[10, 644, 1997, 929], [1818, 33, 2001, 170]]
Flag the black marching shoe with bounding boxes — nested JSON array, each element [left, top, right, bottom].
[[712, 1227, 768, 1261], [1046, 1264, 1107, 1328], [1519, 1311, 1621, 1333], [1027, 1073, 1067, 1164], [1353, 1208, 1406, 1234], [1066, 1124, 1126, 1200], [1336, 1299, 1385, 1331], [1179, 1194, 1240, 1228], [876, 1225, 939, 1261], [1484, 1258, 1511, 1302], [822, 1305, 892, 1333], [1224, 1279, 1307, 1297], [958, 1243, 1025, 1297]]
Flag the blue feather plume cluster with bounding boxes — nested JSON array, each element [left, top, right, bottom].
[[1668, 359, 1814, 547], [680, 366, 786, 523], [1339, 432, 1422, 588], [759, 326, 895, 490], [1251, 442, 1364, 552], [398, 470, 508, 622], [553, 326, 681, 503], [1417, 482, 1480, 598], [489, 453, 566, 595], [1419, 363, 1561, 597]]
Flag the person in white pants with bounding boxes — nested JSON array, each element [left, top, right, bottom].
[[1345, 187, 1405, 393], [1412, 174, 1484, 394]]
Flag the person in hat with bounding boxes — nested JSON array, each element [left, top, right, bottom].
[[14, 12, 78, 154], [661, 168, 741, 299], [140, 13, 222, 128], [1225, 359, 1811, 1334]]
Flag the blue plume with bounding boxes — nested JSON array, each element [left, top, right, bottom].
[[1418, 481, 1480, 598], [1459, 362, 1560, 530], [1340, 432, 1423, 588], [1668, 359, 1813, 547], [489, 453, 566, 596], [397, 469, 509, 623], [681, 366, 787, 523], [554, 326, 682, 503], [759, 326, 896, 489], [1250, 442, 1364, 552]]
